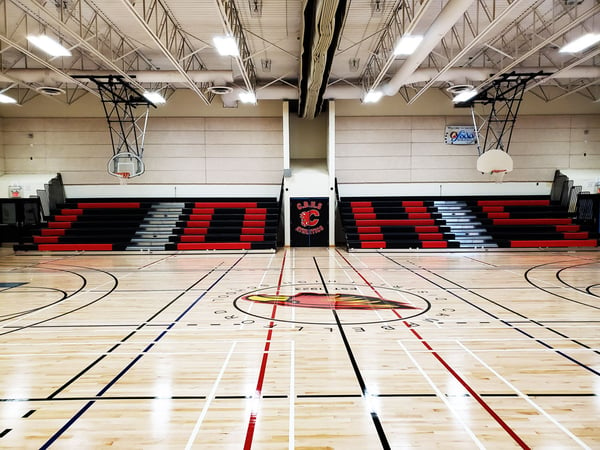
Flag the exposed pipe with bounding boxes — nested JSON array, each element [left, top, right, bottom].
[[2, 67, 599, 102], [382, 0, 474, 97], [0, 69, 234, 85]]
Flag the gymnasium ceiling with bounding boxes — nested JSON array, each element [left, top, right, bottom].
[[0, 0, 599, 118]]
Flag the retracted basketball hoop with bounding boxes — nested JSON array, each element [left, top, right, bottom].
[[108, 152, 144, 184], [477, 149, 513, 183]]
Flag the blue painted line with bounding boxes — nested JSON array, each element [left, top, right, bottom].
[[40, 401, 95, 449], [508, 322, 600, 376], [39, 256, 243, 448]]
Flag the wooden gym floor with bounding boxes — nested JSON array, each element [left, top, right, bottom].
[[0, 247, 598, 449]]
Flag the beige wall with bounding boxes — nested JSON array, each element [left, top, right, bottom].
[[289, 113, 328, 160], [335, 114, 600, 183], [2, 115, 283, 184], [1, 89, 599, 186]]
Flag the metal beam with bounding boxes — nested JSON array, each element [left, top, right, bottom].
[[215, 0, 257, 96], [360, 0, 433, 96], [408, 0, 530, 104], [12, 0, 149, 92], [472, 3, 600, 94], [119, 0, 213, 104]]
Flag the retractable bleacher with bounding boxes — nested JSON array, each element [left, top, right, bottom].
[[340, 196, 598, 250], [16, 198, 280, 252]]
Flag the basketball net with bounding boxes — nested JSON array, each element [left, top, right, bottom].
[[116, 172, 130, 185], [490, 169, 507, 183]]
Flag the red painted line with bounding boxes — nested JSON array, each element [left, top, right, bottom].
[[336, 249, 531, 449], [404, 324, 530, 450], [243, 250, 287, 450]]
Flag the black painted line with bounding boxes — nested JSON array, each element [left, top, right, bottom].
[[382, 254, 600, 375], [41, 256, 245, 448], [22, 409, 35, 418], [314, 257, 391, 450], [524, 262, 599, 309], [3, 392, 595, 403], [47, 265, 221, 400], [0, 287, 69, 322], [40, 401, 95, 450], [556, 262, 600, 299], [0, 265, 113, 337], [0, 429, 11, 438]]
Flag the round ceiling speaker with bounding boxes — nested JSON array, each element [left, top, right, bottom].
[[208, 85, 233, 95], [446, 84, 474, 95], [36, 86, 65, 96]]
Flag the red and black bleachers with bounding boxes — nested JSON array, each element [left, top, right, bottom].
[[340, 199, 458, 249], [472, 199, 597, 248], [165, 200, 278, 251], [340, 196, 598, 250], [21, 201, 148, 251], [16, 198, 280, 251]]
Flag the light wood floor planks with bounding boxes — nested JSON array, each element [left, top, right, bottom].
[[0, 247, 599, 449]]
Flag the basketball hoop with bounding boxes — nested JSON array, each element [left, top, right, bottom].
[[116, 172, 130, 185], [490, 169, 507, 183], [477, 149, 513, 183]]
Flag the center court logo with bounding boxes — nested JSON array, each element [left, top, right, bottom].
[[243, 292, 417, 310], [234, 284, 430, 326]]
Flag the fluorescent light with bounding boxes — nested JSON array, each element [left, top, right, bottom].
[[0, 93, 17, 104], [394, 35, 423, 56], [27, 35, 71, 57], [559, 33, 600, 53], [239, 91, 256, 104], [213, 36, 239, 56], [452, 89, 478, 103], [143, 91, 166, 104], [363, 91, 383, 103]]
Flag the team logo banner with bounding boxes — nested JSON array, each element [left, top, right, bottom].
[[290, 198, 328, 246], [444, 126, 477, 145]]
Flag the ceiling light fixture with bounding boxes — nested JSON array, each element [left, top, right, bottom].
[[239, 91, 257, 104], [394, 35, 423, 56], [143, 91, 166, 104], [26, 35, 71, 57], [452, 89, 478, 103], [213, 36, 239, 56], [363, 90, 383, 103], [0, 93, 17, 104], [559, 33, 600, 53]]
